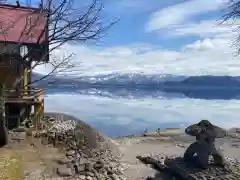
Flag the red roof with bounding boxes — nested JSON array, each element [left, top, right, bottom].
[[0, 4, 48, 44]]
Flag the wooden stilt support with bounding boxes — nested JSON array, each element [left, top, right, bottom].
[[5, 104, 8, 129], [24, 68, 28, 96], [33, 104, 38, 129], [0, 84, 6, 126], [0, 84, 8, 146]]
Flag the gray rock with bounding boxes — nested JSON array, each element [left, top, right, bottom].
[[86, 171, 95, 177], [57, 157, 71, 165], [107, 168, 114, 175], [86, 176, 92, 180], [73, 163, 85, 174], [66, 150, 76, 157], [109, 174, 120, 180], [92, 168, 99, 176], [176, 143, 186, 148], [115, 168, 124, 175], [85, 162, 93, 172], [93, 162, 104, 169], [232, 143, 240, 148], [57, 166, 73, 177], [78, 175, 86, 180]]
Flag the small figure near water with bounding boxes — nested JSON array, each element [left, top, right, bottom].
[[184, 120, 227, 169], [142, 128, 148, 137]]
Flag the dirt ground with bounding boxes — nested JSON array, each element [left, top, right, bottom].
[[0, 134, 65, 180]]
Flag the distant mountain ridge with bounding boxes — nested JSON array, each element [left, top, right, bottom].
[[31, 73, 240, 100], [32, 73, 240, 89]]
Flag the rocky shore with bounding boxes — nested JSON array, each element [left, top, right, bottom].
[[36, 112, 126, 180]]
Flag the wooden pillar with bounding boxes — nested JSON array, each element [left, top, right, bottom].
[[41, 100, 44, 118], [34, 103, 42, 129], [24, 68, 28, 96], [5, 104, 8, 129], [33, 104, 37, 129], [0, 84, 6, 127]]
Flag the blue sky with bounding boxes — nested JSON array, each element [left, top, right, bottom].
[[11, 0, 240, 76]]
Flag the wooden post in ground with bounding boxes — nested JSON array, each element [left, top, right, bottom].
[[0, 84, 8, 146], [0, 84, 6, 126], [33, 104, 37, 129]]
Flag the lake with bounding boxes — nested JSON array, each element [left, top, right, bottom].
[[41, 73, 240, 137]]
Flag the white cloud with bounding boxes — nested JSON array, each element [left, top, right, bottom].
[[45, 93, 240, 129], [146, 0, 228, 31], [168, 20, 235, 38], [34, 32, 240, 76]]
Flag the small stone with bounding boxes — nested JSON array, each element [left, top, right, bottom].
[[86, 171, 95, 177], [115, 168, 124, 175], [86, 176, 92, 180], [74, 163, 85, 174], [176, 144, 186, 148], [93, 162, 104, 169], [109, 174, 120, 180], [78, 175, 86, 180], [57, 166, 73, 177], [57, 157, 71, 165], [232, 143, 240, 148], [105, 166, 114, 175], [119, 176, 127, 180], [97, 159, 105, 165], [85, 163, 93, 171], [107, 170, 114, 175], [48, 117, 56, 122], [66, 150, 76, 157]]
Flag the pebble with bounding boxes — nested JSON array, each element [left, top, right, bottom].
[[85, 162, 93, 171], [93, 162, 104, 169], [57, 166, 73, 177], [110, 174, 120, 180], [86, 171, 95, 177], [57, 157, 71, 165], [176, 143, 186, 148], [86, 176, 92, 180], [78, 175, 86, 180], [66, 150, 76, 157], [232, 143, 240, 148], [74, 163, 85, 173]]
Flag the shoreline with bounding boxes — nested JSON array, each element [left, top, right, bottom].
[[44, 111, 240, 139]]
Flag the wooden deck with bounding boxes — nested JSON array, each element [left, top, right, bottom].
[[5, 88, 44, 104], [5, 88, 44, 129]]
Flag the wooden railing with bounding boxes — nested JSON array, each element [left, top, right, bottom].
[[4, 88, 44, 103]]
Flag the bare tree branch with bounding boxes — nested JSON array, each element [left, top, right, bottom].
[[0, 0, 117, 90], [220, 0, 240, 55]]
